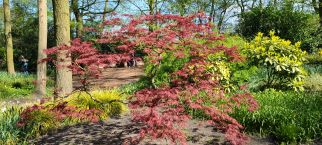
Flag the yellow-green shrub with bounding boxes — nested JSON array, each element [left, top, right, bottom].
[[244, 31, 307, 91], [66, 90, 128, 119]]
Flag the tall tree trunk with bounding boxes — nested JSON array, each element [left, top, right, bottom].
[[209, 0, 215, 23], [319, 0, 322, 27], [36, 0, 48, 97], [102, 0, 109, 21], [148, 0, 155, 15], [3, 0, 15, 75], [71, 0, 83, 38], [147, 0, 155, 31], [259, 0, 263, 9], [53, 0, 73, 99]]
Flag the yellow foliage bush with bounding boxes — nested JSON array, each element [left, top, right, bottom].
[[66, 89, 128, 119], [244, 31, 307, 91]]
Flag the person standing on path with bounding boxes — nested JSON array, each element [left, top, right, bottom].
[[20, 55, 29, 75]]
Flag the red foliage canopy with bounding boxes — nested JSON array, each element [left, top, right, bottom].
[[96, 13, 258, 145]]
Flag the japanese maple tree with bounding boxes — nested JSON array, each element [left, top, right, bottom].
[[97, 13, 258, 145]]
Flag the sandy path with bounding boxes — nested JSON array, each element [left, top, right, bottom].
[[73, 67, 145, 89]]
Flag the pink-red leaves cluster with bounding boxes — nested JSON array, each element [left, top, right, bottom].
[[45, 38, 134, 89]]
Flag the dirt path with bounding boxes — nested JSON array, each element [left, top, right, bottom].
[[33, 114, 275, 145], [73, 67, 145, 89]]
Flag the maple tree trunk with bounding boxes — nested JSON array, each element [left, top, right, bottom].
[[53, 0, 73, 98], [36, 0, 48, 97], [3, 0, 15, 75]]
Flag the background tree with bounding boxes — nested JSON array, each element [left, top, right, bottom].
[[3, 0, 15, 74], [52, 0, 73, 98], [36, 0, 47, 97], [70, 0, 121, 38]]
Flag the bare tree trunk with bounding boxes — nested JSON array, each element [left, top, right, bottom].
[[209, 0, 215, 23], [313, 0, 319, 13], [319, 0, 322, 27], [148, 0, 155, 15], [3, 0, 15, 75], [102, 0, 109, 21], [36, 0, 48, 97], [148, 0, 155, 31], [53, 0, 73, 99], [71, 0, 83, 38]]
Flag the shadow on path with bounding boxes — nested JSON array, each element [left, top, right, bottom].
[[33, 115, 276, 145]]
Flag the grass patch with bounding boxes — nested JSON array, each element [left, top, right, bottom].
[[0, 72, 35, 100], [232, 89, 322, 144], [0, 71, 54, 100]]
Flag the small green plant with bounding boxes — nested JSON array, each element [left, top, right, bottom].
[[244, 31, 307, 91], [231, 89, 322, 144], [119, 78, 150, 94]]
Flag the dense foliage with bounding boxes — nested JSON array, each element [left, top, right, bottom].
[[238, 6, 321, 53], [244, 31, 307, 91]]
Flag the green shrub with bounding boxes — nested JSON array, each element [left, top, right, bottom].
[[144, 51, 188, 87], [238, 6, 321, 53], [19, 108, 58, 139], [231, 89, 322, 144], [304, 73, 322, 91], [66, 89, 128, 118], [221, 34, 247, 49], [244, 31, 307, 91]]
